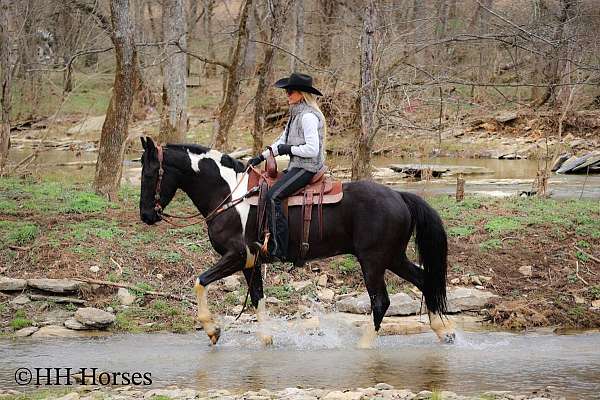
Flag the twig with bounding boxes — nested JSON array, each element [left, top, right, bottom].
[[575, 246, 600, 264], [8, 245, 30, 251], [74, 277, 197, 305], [575, 261, 589, 286]]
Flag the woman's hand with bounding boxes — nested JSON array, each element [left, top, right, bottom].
[[277, 144, 293, 156], [246, 154, 265, 168]]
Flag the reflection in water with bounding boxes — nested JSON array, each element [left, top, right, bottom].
[[1, 320, 600, 398]]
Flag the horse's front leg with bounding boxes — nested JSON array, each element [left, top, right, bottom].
[[243, 265, 273, 346], [196, 251, 244, 345]]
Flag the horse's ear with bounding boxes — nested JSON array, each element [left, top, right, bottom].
[[140, 136, 147, 150]]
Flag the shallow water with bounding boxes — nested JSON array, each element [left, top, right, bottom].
[[10, 149, 599, 199], [1, 319, 599, 398]]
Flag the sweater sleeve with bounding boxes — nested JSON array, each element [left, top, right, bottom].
[[290, 113, 320, 158], [261, 129, 286, 158]]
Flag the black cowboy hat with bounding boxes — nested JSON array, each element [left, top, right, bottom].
[[274, 72, 323, 96]]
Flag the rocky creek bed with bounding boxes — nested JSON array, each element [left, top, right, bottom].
[[0, 385, 574, 400]]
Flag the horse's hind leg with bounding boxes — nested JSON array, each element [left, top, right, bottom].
[[389, 256, 456, 344], [243, 266, 273, 346], [356, 257, 390, 348]]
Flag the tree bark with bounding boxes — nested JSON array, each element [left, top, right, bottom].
[[159, 0, 188, 144], [317, 0, 337, 68], [0, 0, 12, 174], [351, 0, 377, 181], [212, 0, 253, 152], [290, 0, 304, 72], [203, 0, 216, 78], [252, 0, 291, 154], [93, 0, 138, 200], [242, 2, 257, 77]]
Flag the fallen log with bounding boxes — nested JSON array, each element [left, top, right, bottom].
[[74, 277, 196, 304]]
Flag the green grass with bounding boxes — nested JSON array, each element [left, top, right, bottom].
[[114, 301, 194, 333], [479, 238, 502, 251], [484, 217, 522, 235], [0, 221, 40, 246], [10, 310, 33, 330], [265, 284, 294, 301], [588, 285, 600, 300], [66, 219, 124, 241], [334, 255, 359, 275], [447, 225, 475, 237]]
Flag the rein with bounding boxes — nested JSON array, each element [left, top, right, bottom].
[[153, 145, 255, 227]]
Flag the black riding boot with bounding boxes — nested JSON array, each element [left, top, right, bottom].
[[262, 168, 315, 262]]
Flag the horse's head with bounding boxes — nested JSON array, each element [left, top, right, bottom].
[[139, 136, 178, 225]]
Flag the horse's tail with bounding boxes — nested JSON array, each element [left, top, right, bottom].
[[400, 192, 448, 315]]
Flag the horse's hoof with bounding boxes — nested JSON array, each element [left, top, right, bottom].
[[443, 332, 456, 344], [208, 326, 221, 345]]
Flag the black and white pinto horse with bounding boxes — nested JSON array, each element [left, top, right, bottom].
[[139, 137, 456, 346]]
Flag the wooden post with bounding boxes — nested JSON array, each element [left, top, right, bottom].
[[456, 173, 465, 202]]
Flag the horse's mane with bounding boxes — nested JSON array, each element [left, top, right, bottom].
[[165, 143, 246, 173]]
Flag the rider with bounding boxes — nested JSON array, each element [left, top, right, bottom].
[[247, 73, 326, 262]]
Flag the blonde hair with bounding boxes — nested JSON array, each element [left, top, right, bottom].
[[301, 91, 327, 144]]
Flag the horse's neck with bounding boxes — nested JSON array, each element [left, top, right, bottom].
[[181, 170, 232, 218]]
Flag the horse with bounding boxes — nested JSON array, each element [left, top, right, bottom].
[[138, 136, 456, 346]]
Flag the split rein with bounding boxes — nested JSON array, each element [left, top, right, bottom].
[[153, 145, 258, 228]]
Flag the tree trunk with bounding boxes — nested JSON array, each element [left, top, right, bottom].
[[351, 0, 377, 181], [212, 0, 253, 152], [317, 0, 337, 68], [0, 0, 12, 174], [242, 2, 257, 77], [290, 0, 304, 72], [203, 0, 216, 78], [253, 0, 291, 154], [159, 0, 188, 144], [93, 0, 138, 200]]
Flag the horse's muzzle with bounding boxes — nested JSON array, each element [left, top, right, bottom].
[[140, 210, 161, 225]]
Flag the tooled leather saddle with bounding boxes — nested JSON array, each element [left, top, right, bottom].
[[246, 151, 343, 261]]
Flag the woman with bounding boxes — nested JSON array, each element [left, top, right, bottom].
[[247, 72, 327, 262]]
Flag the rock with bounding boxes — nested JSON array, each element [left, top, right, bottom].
[[450, 278, 460, 285], [551, 153, 572, 172], [337, 292, 420, 316], [386, 389, 415, 399], [10, 294, 30, 306], [64, 318, 89, 330], [387, 293, 421, 316], [336, 293, 372, 314], [591, 300, 600, 309], [317, 288, 335, 302], [31, 325, 110, 338], [156, 273, 164, 280], [67, 115, 106, 134], [265, 296, 281, 304], [495, 112, 518, 123], [470, 275, 483, 286], [574, 295, 586, 304], [89, 265, 100, 273], [117, 288, 135, 306], [374, 383, 394, 390], [446, 287, 498, 313], [291, 280, 312, 292], [55, 393, 80, 400], [27, 278, 80, 293], [414, 390, 433, 399], [323, 391, 363, 400], [0, 277, 27, 291], [15, 326, 39, 337], [518, 265, 533, 277], [557, 151, 600, 174], [483, 391, 512, 399], [143, 388, 198, 399], [74, 307, 116, 328], [222, 275, 241, 292], [317, 274, 328, 287]]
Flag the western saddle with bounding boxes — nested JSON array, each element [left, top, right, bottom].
[[246, 152, 343, 262]]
